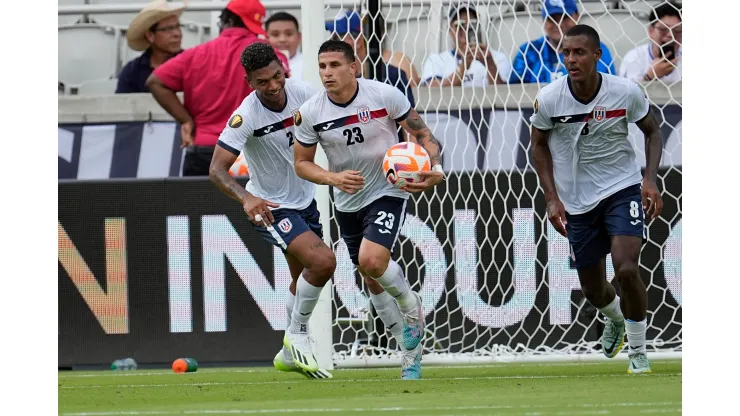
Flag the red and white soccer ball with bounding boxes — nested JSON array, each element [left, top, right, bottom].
[[383, 142, 431, 189]]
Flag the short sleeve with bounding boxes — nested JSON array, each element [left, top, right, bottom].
[[217, 106, 253, 156], [152, 49, 193, 92], [294, 103, 319, 147], [626, 82, 650, 123], [382, 84, 412, 122], [529, 92, 554, 131], [421, 55, 447, 85]]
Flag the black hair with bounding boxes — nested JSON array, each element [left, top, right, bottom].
[[219, 8, 246, 29], [241, 42, 280, 75], [318, 40, 355, 63], [650, 2, 681, 25], [265, 12, 299, 32], [564, 24, 601, 50]]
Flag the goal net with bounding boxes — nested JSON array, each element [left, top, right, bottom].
[[317, 0, 682, 367]]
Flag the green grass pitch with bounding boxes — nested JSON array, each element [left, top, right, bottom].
[[58, 360, 681, 415]]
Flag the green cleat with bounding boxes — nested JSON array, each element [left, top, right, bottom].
[[601, 317, 625, 358], [627, 352, 652, 374], [283, 328, 319, 373], [273, 348, 333, 379]]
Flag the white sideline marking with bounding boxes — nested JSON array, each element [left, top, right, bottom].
[[58, 360, 683, 378], [60, 372, 681, 389], [62, 402, 682, 416]]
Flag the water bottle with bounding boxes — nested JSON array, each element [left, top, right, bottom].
[[123, 358, 137, 370]]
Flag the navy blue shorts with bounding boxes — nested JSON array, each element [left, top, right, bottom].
[[335, 196, 409, 265], [253, 200, 323, 252], [566, 184, 646, 270]]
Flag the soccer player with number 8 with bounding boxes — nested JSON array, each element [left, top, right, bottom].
[[530, 25, 664, 374]]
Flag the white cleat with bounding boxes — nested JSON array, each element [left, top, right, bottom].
[[283, 327, 319, 373], [273, 348, 333, 379]]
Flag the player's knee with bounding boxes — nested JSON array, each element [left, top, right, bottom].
[[309, 252, 336, 281], [615, 262, 640, 285], [358, 254, 387, 278]]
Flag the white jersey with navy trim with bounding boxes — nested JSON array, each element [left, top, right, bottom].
[[294, 78, 412, 213], [217, 78, 317, 210], [529, 74, 650, 214]]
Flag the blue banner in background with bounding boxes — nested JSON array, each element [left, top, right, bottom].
[[57, 105, 682, 179]]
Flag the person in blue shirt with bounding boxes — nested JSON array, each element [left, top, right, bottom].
[[326, 10, 419, 108], [509, 0, 616, 84]]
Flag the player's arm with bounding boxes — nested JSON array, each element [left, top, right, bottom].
[[210, 113, 280, 225], [531, 126, 567, 237], [635, 109, 664, 220], [292, 108, 364, 194], [398, 109, 445, 192]]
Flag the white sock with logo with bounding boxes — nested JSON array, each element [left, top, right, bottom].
[[290, 276, 323, 333], [598, 295, 625, 323], [370, 291, 404, 345], [372, 260, 415, 314], [626, 319, 647, 355]]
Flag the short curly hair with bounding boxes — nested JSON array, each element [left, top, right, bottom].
[[240, 42, 281, 75]]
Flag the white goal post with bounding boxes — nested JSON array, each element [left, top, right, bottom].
[[299, 0, 682, 369]]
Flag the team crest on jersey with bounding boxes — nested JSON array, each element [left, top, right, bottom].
[[278, 218, 293, 233], [229, 114, 243, 128], [357, 107, 371, 124], [534, 99, 539, 114], [293, 110, 302, 126], [593, 106, 606, 122]]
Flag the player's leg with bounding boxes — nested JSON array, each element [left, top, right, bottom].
[[273, 250, 333, 379], [605, 185, 651, 374], [356, 197, 423, 380], [568, 208, 626, 359], [280, 213, 336, 373], [359, 266, 404, 348]]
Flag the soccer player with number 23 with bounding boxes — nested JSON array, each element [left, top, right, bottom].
[[530, 25, 664, 374], [293, 40, 445, 380]]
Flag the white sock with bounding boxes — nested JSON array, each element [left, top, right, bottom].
[[372, 260, 415, 313], [370, 291, 403, 345], [286, 291, 296, 329], [598, 295, 624, 323], [283, 291, 296, 359], [625, 318, 647, 355], [290, 276, 323, 332]]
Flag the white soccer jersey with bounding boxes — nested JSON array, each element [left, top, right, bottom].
[[618, 43, 682, 84], [218, 78, 316, 210], [294, 78, 412, 212], [529, 74, 650, 214]]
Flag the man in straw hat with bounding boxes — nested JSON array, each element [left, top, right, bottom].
[[147, 0, 290, 176], [116, 0, 184, 94]]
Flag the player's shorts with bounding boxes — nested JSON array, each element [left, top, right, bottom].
[[335, 196, 408, 265], [253, 200, 323, 252], [565, 184, 646, 270]]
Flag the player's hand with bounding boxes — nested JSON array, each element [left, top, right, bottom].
[[331, 170, 365, 195], [647, 57, 678, 80], [180, 121, 195, 149], [546, 199, 568, 237], [243, 193, 280, 226], [403, 170, 444, 193], [474, 44, 491, 63], [641, 179, 663, 220]]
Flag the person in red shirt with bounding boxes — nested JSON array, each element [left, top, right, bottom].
[[146, 0, 290, 176]]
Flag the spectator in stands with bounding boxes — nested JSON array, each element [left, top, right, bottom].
[[326, 10, 420, 106], [146, 0, 289, 176], [116, 0, 184, 94], [509, 0, 616, 83], [421, 2, 511, 87], [266, 12, 304, 80], [618, 2, 682, 83]]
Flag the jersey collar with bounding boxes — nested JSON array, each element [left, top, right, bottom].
[[567, 73, 603, 105], [328, 80, 360, 108]]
